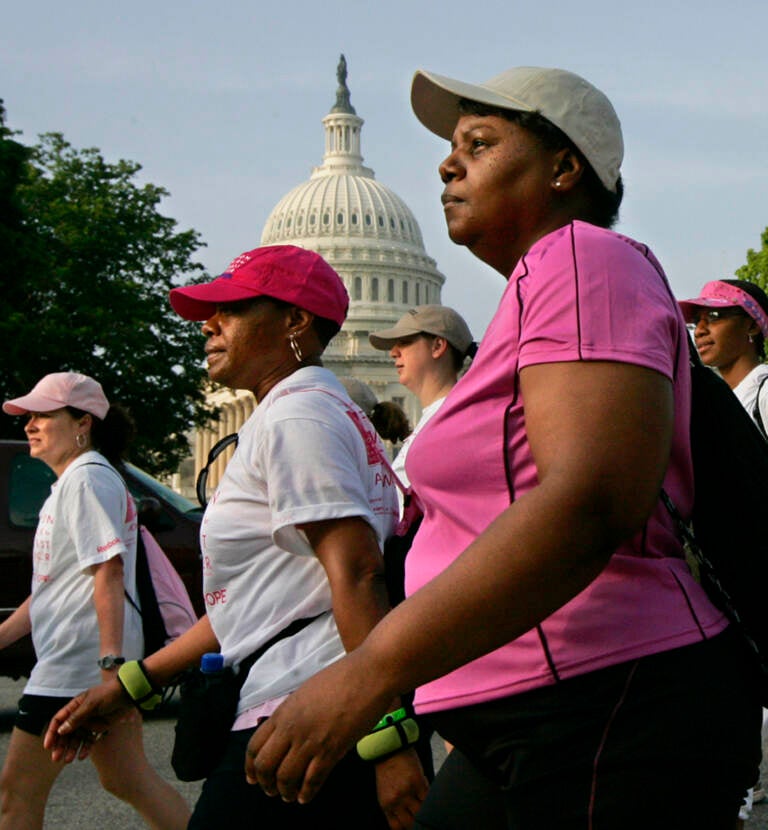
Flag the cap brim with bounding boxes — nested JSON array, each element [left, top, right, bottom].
[[369, 323, 423, 350], [3, 393, 66, 416], [411, 69, 533, 140], [169, 280, 265, 321], [678, 297, 735, 323]]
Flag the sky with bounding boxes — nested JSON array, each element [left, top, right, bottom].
[[3, 0, 768, 338]]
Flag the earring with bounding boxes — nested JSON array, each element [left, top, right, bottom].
[[554, 180, 562, 188], [75, 433, 87, 449], [288, 333, 304, 363], [749, 334, 755, 344]]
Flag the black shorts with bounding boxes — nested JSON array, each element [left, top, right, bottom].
[[416, 628, 762, 830], [14, 694, 71, 737]]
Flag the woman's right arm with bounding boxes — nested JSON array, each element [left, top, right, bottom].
[[0, 595, 32, 650], [244, 359, 675, 803], [44, 612, 219, 762]]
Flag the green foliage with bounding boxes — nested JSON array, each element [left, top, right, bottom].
[[735, 227, 768, 295], [0, 109, 215, 475]]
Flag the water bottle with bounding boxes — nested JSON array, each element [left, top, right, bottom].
[[200, 652, 224, 674]]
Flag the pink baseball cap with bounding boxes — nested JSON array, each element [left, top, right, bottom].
[[3, 372, 110, 419], [169, 245, 349, 327], [679, 280, 768, 339]]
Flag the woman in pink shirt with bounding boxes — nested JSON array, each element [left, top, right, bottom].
[[59, 68, 762, 829]]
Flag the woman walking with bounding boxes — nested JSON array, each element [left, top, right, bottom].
[[368, 305, 474, 516], [0, 372, 190, 830], [681, 279, 768, 432], [241, 67, 761, 829], [45, 247, 428, 829]]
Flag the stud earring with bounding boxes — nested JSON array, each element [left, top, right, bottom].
[[554, 180, 562, 188], [289, 333, 303, 363]]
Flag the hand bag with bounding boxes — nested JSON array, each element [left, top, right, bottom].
[[171, 615, 321, 781]]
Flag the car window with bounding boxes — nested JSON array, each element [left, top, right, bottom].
[[124, 463, 202, 517], [9, 454, 56, 528]]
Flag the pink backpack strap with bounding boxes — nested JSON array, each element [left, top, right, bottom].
[[272, 385, 421, 523]]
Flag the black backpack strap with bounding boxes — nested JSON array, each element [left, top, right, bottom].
[[753, 374, 768, 439], [79, 461, 150, 634], [130, 528, 169, 653], [196, 433, 239, 507], [234, 613, 324, 693]]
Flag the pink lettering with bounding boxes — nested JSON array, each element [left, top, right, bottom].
[[97, 538, 120, 554], [347, 409, 380, 464], [205, 588, 227, 606]]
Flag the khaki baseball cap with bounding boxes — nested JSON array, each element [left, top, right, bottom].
[[410, 66, 623, 193], [369, 305, 474, 354]]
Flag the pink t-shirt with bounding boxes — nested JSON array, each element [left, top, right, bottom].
[[406, 222, 728, 714]]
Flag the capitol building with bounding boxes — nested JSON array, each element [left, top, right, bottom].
[[191, 56, 447, 491]]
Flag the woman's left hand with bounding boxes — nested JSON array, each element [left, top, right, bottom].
[[374, 748, 430, 829], [44, 701, 115, 763], [43, 677, 131, 763]]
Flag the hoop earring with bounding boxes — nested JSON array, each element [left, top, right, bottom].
[[289, 333, 304, 363], [75, 433, 87, 449]]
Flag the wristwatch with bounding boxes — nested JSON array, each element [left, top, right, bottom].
[[97, 654, 126, 670]]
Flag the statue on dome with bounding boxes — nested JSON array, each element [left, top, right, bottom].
[[337, 54, 347, 86], [332, 54, 356, 114]]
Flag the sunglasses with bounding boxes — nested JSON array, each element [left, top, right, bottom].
[[692, 308, 748, 325]]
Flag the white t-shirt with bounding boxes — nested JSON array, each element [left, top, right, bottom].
[[733, 363, 768, 431], [392, 397, 445, 516], [26, 451, 142, 697], [201, 366, 398, 715]]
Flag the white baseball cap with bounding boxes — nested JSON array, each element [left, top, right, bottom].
[[411, 66, 623, 193]]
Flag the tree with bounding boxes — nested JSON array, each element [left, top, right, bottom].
[[736, 227, 768, 294], [0, 123, 214, 475], [0, 102, 47, 335]]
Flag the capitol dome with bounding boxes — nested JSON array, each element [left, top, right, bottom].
[[260, 55, 445, 363], [187, 56, 448, 495], [261, 139, 426, 254]]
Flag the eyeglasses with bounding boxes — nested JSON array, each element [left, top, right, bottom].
[[692, 308, 747, 325]]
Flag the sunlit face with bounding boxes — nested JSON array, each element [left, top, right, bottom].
[[692, 307, 755, 369], [388, 335, 436, 393], [438, 114, 559, 274], [201, 298, 291, 395], [24, 408, 86, 475]]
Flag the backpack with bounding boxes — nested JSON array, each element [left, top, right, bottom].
[[81, 461, 198, 655], [662, 335, 768, 700], [752, 374, 768, 438], [125, 525, 198, 655]]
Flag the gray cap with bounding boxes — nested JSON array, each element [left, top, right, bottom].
[[410, 66, 623, 193], [369, 305, 474, 354]]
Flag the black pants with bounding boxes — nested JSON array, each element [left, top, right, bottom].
[[188, 727, 389, 830], [415, 629, 762, 830]]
